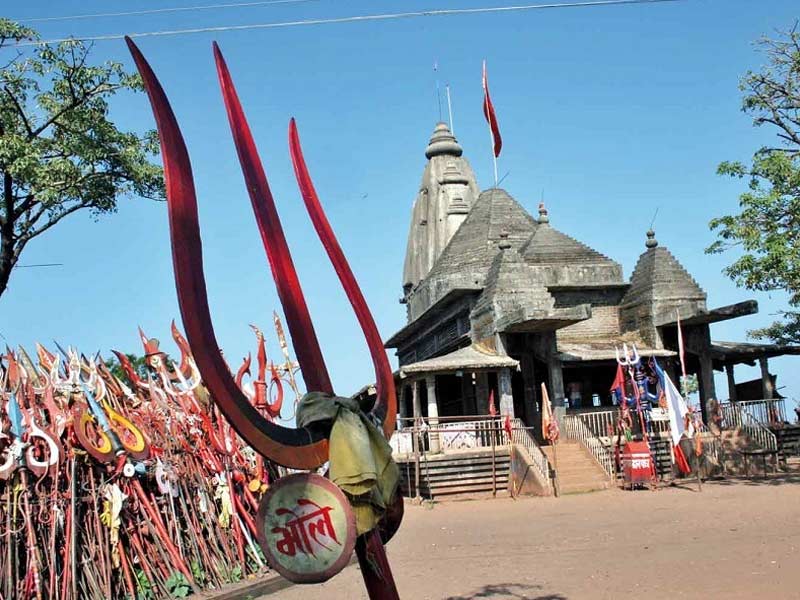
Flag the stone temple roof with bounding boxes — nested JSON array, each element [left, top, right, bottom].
[[406, 188, 538, 320], [471, 239, 558, 337], [520, 206, 618, 266], [400, 344, 519, 375], [623, 232, 706, 306], [429, 188, 538, 280]]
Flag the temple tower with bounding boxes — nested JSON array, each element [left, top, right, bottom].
[[402, 123, 479, 302]]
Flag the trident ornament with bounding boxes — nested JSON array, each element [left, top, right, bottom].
[[126, 38, 400, 598]]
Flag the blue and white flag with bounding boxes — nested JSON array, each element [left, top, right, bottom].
[[652, 358, 688, 445]]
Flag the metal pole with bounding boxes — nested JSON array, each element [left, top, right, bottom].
[[413, 419, 421, 502], [355, 529, 400, 600], [491, 419, 497, 497]]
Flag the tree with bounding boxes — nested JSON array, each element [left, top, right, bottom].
[[707, 24, 800, 345], [105, 352, 149, 384], [0, 20, 163, 298]]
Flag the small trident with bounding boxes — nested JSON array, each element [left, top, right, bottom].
[[615, 343, 640, 367]]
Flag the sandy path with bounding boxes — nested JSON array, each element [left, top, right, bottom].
[[261, 475, 800, 599]]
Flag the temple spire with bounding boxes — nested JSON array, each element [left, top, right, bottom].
[[425, 122, 462, 159]]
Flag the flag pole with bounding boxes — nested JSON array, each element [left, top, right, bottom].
[[446, 84, 454, 135], [482, 60, 499, 188], [434, 60, 442, 122]]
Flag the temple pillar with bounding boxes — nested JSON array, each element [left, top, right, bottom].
[[475, 372, 490, 415], [412, 380, 422, 419], [547, 355, 565, 410], [698, 354, 716, 422], [460, 372, 476, 416], [760, 357, 774, 399], [398, 384, 409, 425], [498, 368, 514, 418], [426, 375, 440, 453], [725, 364, 737, 403], [519, 353, 537, 425]]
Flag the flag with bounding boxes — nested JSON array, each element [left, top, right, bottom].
[[488, 389, 497, 417], [540, 383, 559, 442], [610, 363, 626, 405], [652, 357, 688, 446], [482, 60, 502, 157], [673, 441, 691, 475]]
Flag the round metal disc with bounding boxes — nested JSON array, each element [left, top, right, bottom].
[[256, 472, 356, 584]]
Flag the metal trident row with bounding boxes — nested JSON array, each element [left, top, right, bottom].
[[0, 318, 298, 600]]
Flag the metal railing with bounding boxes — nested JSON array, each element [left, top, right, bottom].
[[734, 399, 787, 426], [569, 409, 616, 438], [719, 402, 778, 451], [389, 415, 552, 496], [561, 415, 615, 477], [567, 407, 671, 439], [509, 419, 551, 489]]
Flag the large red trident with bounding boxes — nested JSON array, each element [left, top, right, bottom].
[[126, 38, 400, 598]]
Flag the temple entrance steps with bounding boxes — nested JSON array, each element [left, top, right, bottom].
[[542, 442, 611, 495], [396, 449, 511, 500], [772, 425, 800, 460]]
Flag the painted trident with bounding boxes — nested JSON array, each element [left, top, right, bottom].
[[126, 39, 399, 598]]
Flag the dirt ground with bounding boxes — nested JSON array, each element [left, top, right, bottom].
[[261, 472, 800, 600]]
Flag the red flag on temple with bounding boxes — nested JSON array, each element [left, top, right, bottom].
[[482, 60, 502, 158], [610, 363, 626, 403], [488, 389, 497, 417]]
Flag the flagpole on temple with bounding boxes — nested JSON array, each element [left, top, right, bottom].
[[482, 60, 501, 187], [446, 83, 455, 135]]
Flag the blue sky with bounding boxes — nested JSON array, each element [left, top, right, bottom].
[[2, 0, 799, 410]]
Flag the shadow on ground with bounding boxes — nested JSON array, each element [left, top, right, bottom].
[[444, 582, 567, 600], [708, 471, 800, 486]]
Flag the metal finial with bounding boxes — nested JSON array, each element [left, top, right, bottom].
[[646, 229, 658, 249], [538, 202, 549, 224]]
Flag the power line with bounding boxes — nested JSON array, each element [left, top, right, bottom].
[[11, 0, 689, 47], [14, 0, 322, 24], [13, 263, 64, 269]]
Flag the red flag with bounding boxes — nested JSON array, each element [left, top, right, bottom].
[[504, 413, 513, 439], [673, 443, 691, 474], [610, 363, 626, 403], [482, 60, 502, 158], [488, 389, 497, 417]]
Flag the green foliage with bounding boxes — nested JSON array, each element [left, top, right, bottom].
[[105, 352, 149, 383], [680, 373, 699, 397], [0, 18, 164, 297], [165, 572, 191, 598], [134, 568, 155, 600], [707, 24, 800, 344], [189, 560, 207, 587]]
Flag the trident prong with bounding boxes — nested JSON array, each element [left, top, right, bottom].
[[125, 38, 396, 470]]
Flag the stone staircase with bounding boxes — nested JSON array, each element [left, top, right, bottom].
[[542, 442, 611, 494], [397, 449, 510, 500]]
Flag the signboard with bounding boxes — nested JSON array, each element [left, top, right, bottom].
[[622, 440, 654, 485], [257, 473, 356, 583]]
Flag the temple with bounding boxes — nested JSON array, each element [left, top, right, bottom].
[[383, 122, 800, 434]]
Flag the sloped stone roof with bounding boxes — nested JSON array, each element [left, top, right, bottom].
[[406, 188, 538, 320], [521, 222, 617, 266], [623, 243, 706, 306], [470, 242, 556, 337], [400, 344, 519, 375], [430, 188, 538, 277]]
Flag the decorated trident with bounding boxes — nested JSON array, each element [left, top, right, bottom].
[[126, 38, 401, 598]]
